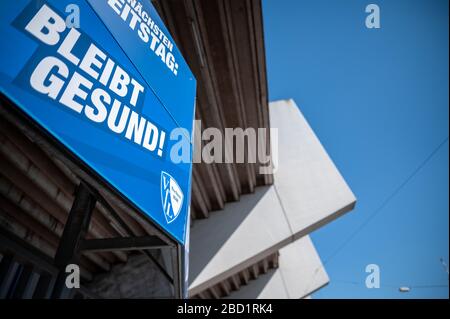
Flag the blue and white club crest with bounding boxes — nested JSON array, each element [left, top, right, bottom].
[[161, 171, 184, 224]]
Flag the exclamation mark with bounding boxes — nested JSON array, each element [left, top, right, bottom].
[[173, 63, 179, 76], [157, 131, 166, 157]]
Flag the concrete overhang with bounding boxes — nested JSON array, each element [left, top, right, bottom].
[[188, 99, 356, 295]]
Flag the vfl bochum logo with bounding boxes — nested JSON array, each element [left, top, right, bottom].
[[161, 171, 184, 224]]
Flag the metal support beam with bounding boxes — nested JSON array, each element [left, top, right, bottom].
[[80, 181, 175, 286], [171, 245, 182, 299], [79, 236, 168, 253], [51, 183, 96, 299]]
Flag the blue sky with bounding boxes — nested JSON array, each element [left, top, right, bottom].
[[262, 0, 449, 298]]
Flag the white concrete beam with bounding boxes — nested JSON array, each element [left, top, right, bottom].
[[270, 99, 356, 240]]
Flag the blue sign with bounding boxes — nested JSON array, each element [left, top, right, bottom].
[[0, 0, 196, 245]]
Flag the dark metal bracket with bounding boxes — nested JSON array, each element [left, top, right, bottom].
[[79, 236, 168, 253]]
